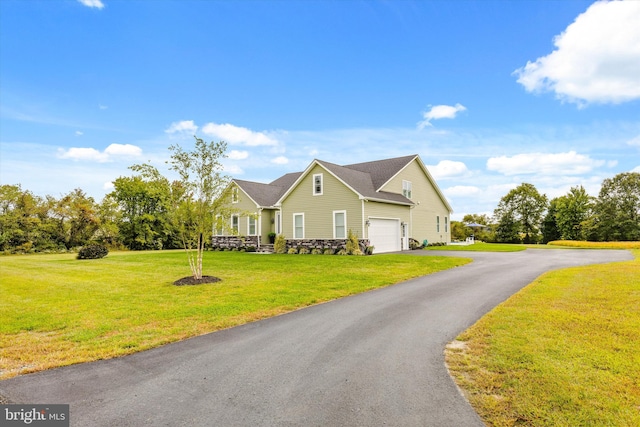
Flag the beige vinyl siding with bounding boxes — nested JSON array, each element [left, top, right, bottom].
[[381, 159, 451, 244], [281, 165, 362, 239], [227, 184, 259, 236]]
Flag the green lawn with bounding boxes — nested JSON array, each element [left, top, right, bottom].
[[446, 246, 640, 426], [0, 250, 470, 379]]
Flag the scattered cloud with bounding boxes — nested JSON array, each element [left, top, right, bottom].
[[228, 150, 249, 160], [165, 120, 198, 135], [103, 181, 114, 191], [75, 131, 83, 136], [224, 164, 244, 175], [427, 160, 470, 179], [628, 135, 640, 148], [514, 0, 640, 105], [443, 185, 481, 197], [487, 151, 605, 176], [418, 104, 466, 129], [99, 104, 108, 110], [632, 165, 640, 173], [202, 122, 279, 146], [271, 156, 289, 165], [78, 0, 105, 9], [58, 143, 142, 163]]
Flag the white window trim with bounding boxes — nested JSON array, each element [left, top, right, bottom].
[[333, 210, 347, 239], [231, 214, 239, 234], [313, 173, 323, 196], [293, 213, 304, 239], [402, 180, 412, 199], [247, 215, 257, 236]]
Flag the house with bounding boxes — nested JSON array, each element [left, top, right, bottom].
[[212, 154, 452, 253]]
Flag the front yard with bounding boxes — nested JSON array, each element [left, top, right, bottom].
[[0, 250, 469, 379]]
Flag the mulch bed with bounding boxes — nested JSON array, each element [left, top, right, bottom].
[[173, 276, 221, 286]]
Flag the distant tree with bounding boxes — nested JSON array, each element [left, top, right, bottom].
[[541, 198, 561, 244], [94, 195, 123, 248], [450, 221, 468, 241], [461, 213, 492, 242], [109, 173, 176, 250], [0, 184, 48, 252], [588, 172, 640, 241], [493, 183, 548, 244], [554, 185, 593, 241]]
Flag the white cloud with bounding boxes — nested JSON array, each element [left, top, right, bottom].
[[103, 181, 114, 191], [99, 104, 108, 110], [514, 0, 640, 105], [632, 165, 640, 173], [418, 104, 466, 128], [224, 164, 244, 175], [165, 120, 198, 135], [271, 156, 289, 165], [486, 151, 605, 176], [104, 143, 142, 157], [444, 185, 481, 197], [75, 131, 83, 136], [628, 135, 640, 147], [58, 147, 107, 162], [78, 0, 105, 9], [58, 143, 142, 163], [228, 150, 249, 160], [202, 123, 279, 146], [427, 160, 470, 179]]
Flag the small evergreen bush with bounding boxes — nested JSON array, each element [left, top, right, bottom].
[[274, 234, 287, 254], [77, 244, 108, 260], [287, 247, 298, 254], [298, 247, 310, 254]]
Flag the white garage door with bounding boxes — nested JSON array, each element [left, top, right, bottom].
[[368, 219, 401, 253]]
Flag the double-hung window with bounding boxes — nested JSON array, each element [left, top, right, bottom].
[[334, 211, 346, 239], [293, 213, 304, 239], [402, 180, 412, 199], [231, 214, 239, 234], [444, 217, 448, 233], [436, 215, 440, 233], [248, 215, 257, 236], [313, 173, 323, 196]]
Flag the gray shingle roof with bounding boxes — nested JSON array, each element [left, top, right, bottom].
[[234, 155, 421, 207]]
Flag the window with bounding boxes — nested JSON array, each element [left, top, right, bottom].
[[436, 215, 440, 232], [275, 211, 281, 234], [232, 187, 239, 203], [313, 173, 323, 196], [293, 213, 304, 239], [402, 180, 412, 199], [334, 211, 346, 239], [231, 215, 239, 234], [248, 215, 257, 236], [445, 217, 448, 233]]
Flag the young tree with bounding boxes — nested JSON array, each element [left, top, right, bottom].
[[493, 183, 548, 244], [167, 137, 234, 280]]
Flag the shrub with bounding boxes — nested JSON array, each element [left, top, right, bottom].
[[311, 248, 323, 255], [323, 248, 335, 255], [346, 229, 360, 255], [274, 234, 287, 254], [287, 247, 298, 254], [77, 244, 108, 260], [365, 246, 375, 255], [298, 247, 310, 255], [337, 248, 348, 255]]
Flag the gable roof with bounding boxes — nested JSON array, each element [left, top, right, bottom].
[[233, 154, 452, 212]]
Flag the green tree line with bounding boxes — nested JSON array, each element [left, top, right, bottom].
[[452, 172, 639, 244], [2, 171, 639, 254]]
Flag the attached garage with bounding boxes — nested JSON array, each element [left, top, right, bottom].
[[368, 218, 401, 253]]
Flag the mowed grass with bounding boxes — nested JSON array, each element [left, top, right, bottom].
[[0, 250, 469, 379], [446, 244, 640, 426]]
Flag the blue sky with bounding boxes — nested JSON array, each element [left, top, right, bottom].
[[1, 0, 639, 220]]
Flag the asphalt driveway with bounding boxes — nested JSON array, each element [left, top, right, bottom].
[[0, 249, 632, 426]]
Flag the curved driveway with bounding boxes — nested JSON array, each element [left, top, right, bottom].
[[1, 249, 632, 426]]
